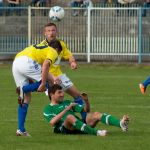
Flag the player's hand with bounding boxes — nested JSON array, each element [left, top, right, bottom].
[[66, 103, 77, 111], [37, 83, 46, 92], [70, 61, 77, 70]]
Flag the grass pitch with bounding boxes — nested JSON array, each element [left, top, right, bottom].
[[0, 63, 150, 150]]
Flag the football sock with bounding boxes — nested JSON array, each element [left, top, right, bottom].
[[143, 76, 150, 87], [73, 119, 97, 135], [101, 113, 120, 127], [74, 96, 87, 122], [74, 96, 84, 105], [18, 103, 28, 132], [22, 81, 49, 93]]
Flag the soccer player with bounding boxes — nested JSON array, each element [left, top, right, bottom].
[[22, 22, 88, 121], [139, 76, 150, 94], [43, 84, 129, 136], [12, 40, 62, 136]]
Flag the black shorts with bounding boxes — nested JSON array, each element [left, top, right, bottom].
[[54, 125, 84, 135]]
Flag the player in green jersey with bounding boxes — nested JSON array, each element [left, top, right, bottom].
[[43, 84, 129, 136]]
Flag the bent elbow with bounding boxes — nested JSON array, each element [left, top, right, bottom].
[[50, 121, 55, 127]]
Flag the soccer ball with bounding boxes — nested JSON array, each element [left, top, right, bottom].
[[49, 6, 65, 21]]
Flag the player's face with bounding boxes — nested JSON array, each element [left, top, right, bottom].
[[44, 26, 57, 42], [54, 89, 64, 103]]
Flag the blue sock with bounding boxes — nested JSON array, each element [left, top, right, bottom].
[[143, 76, 150, 87], [22, 81, 49, 93], [74, 96, 84, 105], [18, 103, 28, 132], [74, 96, 87, 122]]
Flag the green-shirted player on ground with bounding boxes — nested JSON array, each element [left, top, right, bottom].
[[43, 84, 130, 136], [12, 40, 62, 136]]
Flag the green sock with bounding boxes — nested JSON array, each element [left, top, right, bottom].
[[101, 113, 120, 127], [73, 119, 97, 135]]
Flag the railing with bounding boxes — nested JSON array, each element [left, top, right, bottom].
[[0, 6, 150, 63]]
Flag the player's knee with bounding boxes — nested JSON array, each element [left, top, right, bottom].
[[93, 112, 102, 119], [24, 93, 31, 103], [66, 115, 76, 123], [16, 87, 20, 94]]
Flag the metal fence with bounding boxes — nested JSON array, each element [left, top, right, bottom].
[[0, 6, 150, 63]]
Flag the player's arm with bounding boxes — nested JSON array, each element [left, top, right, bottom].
[[50, 103, 77, 126], [38, 59, 51, 92], [60, 40, 77, 69], [38, 46, 58, 91], [69, 56, 77, 70], [82, 93, 90, 112]]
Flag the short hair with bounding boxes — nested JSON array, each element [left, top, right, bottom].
[[44, 22, 57, 29], [48, 39, 62, 53], [48, 84, 62, 100]]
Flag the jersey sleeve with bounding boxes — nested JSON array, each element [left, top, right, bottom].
[[43, 106, 56, 123], [72, 104, 84, 113], [60, 40, 73, 60]]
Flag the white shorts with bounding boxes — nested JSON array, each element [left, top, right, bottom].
[[45, 74, 74, 96], [12, 56, 42, 87], [59, 74, 73, 91]]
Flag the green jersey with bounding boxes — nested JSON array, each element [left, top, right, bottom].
[[43, 100, 84, 130]]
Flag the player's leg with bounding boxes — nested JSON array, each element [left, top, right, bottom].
[[16, 92, 31, 136], [59, 74, 88, 121], [18, 57, 53, 94], [22, 81, 50, 93], [63, 114, 107, 136], [86, 112, 129, 132], [101, 113, 129, 131], [139, 76, 150, 94], [65, 86, 88, 121], [12, 56, 42, 136], [12, 57, 32, 136]]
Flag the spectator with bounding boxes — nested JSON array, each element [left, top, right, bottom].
[[99, 0, 109, 6], [30, 0, 49, 16], [83, 0, 93, 16], [0, 0, 4, 16], [116, 0, 136, 16], [70, 0, 83, 16], [30, 0, 46, 7], [70, 0, 93, 16], [6, 0, 21, 16], [142, 0, 150, 17]]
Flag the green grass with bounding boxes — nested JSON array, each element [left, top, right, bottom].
[[0, 63, 150, 150]]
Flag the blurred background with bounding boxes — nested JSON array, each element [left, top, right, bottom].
[[0, 0, 149, 63]]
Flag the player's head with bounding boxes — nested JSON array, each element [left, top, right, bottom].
[[43, 23, 57, 42], [48, 39, 62, 54], [48, 84, 64, 103]]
